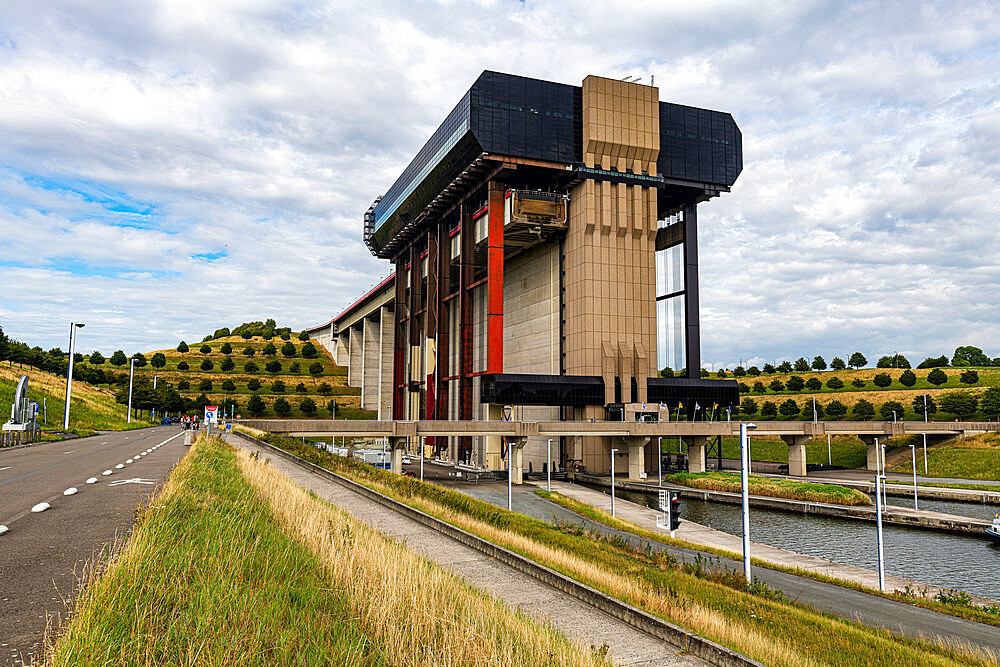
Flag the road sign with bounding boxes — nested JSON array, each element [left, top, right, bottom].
[[225, 424, 232, 432], [204, 406, 219, 424]]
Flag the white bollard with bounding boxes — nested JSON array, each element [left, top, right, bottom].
[[86, 477, 98, 484], [31, 502, 51, 513], [102, 470, 113, 476], [63, 487, 79, 496], [0, 525, 8, 536], [115, 464, 124, 469]]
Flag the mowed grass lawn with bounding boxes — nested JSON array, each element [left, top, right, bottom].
[[660, 435, 869, 469], [894, 434, 1000, 481], [45, 436, 605, 666], [663, 471, 872, 505]]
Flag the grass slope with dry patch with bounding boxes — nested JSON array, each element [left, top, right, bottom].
[[663, 471, 872, 505]]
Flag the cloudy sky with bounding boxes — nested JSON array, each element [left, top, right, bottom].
[[1, 1, 998, 369]]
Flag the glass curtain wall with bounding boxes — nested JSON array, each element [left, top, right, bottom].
[[655, 211, 685, 374]]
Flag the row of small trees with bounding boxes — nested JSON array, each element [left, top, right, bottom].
[[172, 357, 325, 376], [175, 378, 336, 395], [170, 393, 336, 418], [176, 340, 318, 359], [737, 387, 1000, 421], [741, 368, 979, 394]]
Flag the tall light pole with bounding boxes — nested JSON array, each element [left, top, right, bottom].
[[739, 422, 757, 583], [908, 444, 919, 510], [546, 438, 552, 492], [874, 437, 886, 592], [126, 358, 135, 423], [151, 375, 159, 421], [610, 448, 618, 517], [62, 322, 85, 429]]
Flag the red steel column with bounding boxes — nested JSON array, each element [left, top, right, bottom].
[[486, 181, 505, 373], [392, 257, 407, 420], [459, 203, 474, 461], [424, 227, 438, 451]]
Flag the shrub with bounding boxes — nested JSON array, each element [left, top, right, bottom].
[[911, 393, 936, 417], [273, 397, 292, 417], [212, 327, 231, 339], [220, 342, 233, 355], [762, 364, 775, 374], [793, 357, 810, 372], [826, 400, 847, 420], [777, 361, 793, 373], [768, 379, 785, 392], [289, 362, 301, 374], [89, 351, 105, 365], [244, 361, 258, 373], [177, 379, 190, 391], [302, 342, 318, 359], [317, 382, 333, 395], [295, 382, 307, 393], [177, 361, 190, 371], [939, 392, 978, 420], [221, 379, 236, 392], [779, 399, 800, 418], [281, 341, 296, 358], [151, 353, 166, 369], [176, 341, 189, 352], [198, 379, 213, 391], [200, 344, 211, 354], [852, 399, 875, 420], [733, 366, 746, 377], [716, 369, 727, 378], [879, 401, 905, 421], [242, 346, 255, 357], [298, 331, 310, 341], [309, 362, 324, 377], [241, 331, 253, 340], [738, 382, 749, 393], [200, 359, 214, 371], [271, 380, 286, 394], [109, 350, 127, 367], [811, 356, 827, 371], [917, 355, 949, 369], [851, 378, 865, 388], [826, 377, 843, 389], [247, 393, 265, 416], [265, 360, 282, 374], [659, 367, 674, 378], [747, 366, 761, 376], [899, 370, 917, 387], [760, 401, 778, 418], [979, 387, 1000, 420], [786, 376, 805, 392], [131, 353, 147, 367], [740, 398, 758, 417], [753, 381, 766, 394], [299, 397, 317, 415], [805, 377, 822, 391], [873, 373, 893, 388], [247, 378, 262, 391], [927, 368, 948, 386], [830, 357, 846, 370], [220, 356, 234, 372], [279, 331, 291, 341], [262, 342, 277, 356], [960, 369, 979, 385]]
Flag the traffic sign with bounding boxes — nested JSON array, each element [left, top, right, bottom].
[[204, 406, 219, 424]]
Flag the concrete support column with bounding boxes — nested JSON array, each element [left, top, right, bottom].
[[348, 325, 363, 388], [361, 315, 380, 411], [781, 435, 812, 477], [389, 437, 408, 475], [509, 437, 527, 485], [686, 436, 709, 473], [378, 305, 394, 420], [622, 436, 649, 481], [858, 435, 880, 471]]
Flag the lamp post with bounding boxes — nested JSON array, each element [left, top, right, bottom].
[[504, 405, 513, 512], [827, 433, 832, 466], [62, 322, 85, 429], [739, 422, 757, 583], [420, 436, 425, 482], [151, 375, 158, 421], [126, 358, 135, 424], [610, 448, 618, 517], [546, 438, 552, 492], [909, 444, 919, 510], [922, 433, 928, 475], [874, 442, 886, 592]]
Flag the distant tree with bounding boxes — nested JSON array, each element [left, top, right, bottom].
[[242, 346, 255, 357], [805, 377, 822, 391], [243, 361, 258, 373], [738, 382, 750, 393], [811, 356, 827, 371], [740, 397, 759, 417], [299, 397, 317, 415], [262, 331, 273, 340], [198, 379, 213, 391], [177, 379, 190, 391], [220, 356, 235, 372], [700, 368, 710, 378], [899, 370, 917, 387], [762, 363, 776, 374], [851, 378, 866, 388], [979, 388, 1000, 420], [830, 357, 846, 370], [760, 401, 778, 418], [265, 318, 277, 329], [213, 327, 231, 339], [221, 379, 236, 392], [281, 341, 296, 358], [241, 330, 254, 340], [747, 366, 761, 376], [309, 362, 324, 378], [317, 382, 333, 396], [733, 366, 746, 377], [48, 347, 65, 359], [262, 342, 277, 356], [295, 382, 307, 393], [659, 367, 674, 378], [826, 400, 847, 420], [917, 355, 949, 369], [265, 360, 282, 374], [177, 361, 189, 371], [199, 344, 211, 354], [89, 351, 105, 365], [177, 341, 189, 352], [768, 379, 785, 392], [960, 369, 979, 385], [716, 369, 727, 378], [993, 357, 1000, 367], [202, 335, 213, 343], [220, 342, 233, 355], [852, 399, 875, 420], [289, 362, 301, 374], [872, 373, 893, 388], [953, 346, 989, 367], [273, 397, 292, 417], [327, 399, 338, 417], [151, 352, 166, 369], [247, 378, 262, 391], [131, 352, 147, 368], [777, 361, 793, 373], [752, 381, 766, 394], [876, 354, 910, 369], [200, 359, 214, 371], [298, 331, 310, 341], [301, 342, 318, 359], [74, 352, 84, 363], [194, 393, 211, 410], [279, 331, 291, 341], [911, 393, 937, 418], [248, 393, 266, 417], [848, 352, 867, 369], [786, 375, 805, 392], [927, 368, 948, 386], [793, 357, 810, 372], [779, 399, 800, 418], [270, 380, 286, 394], [879, 401, 905, 421], [939, 392, 978, 420]]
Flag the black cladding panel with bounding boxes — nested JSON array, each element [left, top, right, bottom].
[[657, 102, 742, 187]]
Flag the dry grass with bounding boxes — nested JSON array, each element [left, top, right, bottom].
[[236, 447, 608, 667]]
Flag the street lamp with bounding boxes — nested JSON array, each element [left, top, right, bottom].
[[739, 422, 757, 583], [610, 448, 619, 517], [908, 444, 919, 510], [62, 322, 85, 429], [546, 438, 553, 492], [126, 358, 135, 424], [874, 436, 886, 592]]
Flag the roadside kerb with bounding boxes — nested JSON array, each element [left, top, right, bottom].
[[230, 429, 763, 667]]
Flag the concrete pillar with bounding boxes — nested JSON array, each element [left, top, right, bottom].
[[485, 403, 504, 471], [509, 437, 527, 485], [686, 436, 709, 473], [335, 331, 349, 366], [622, 436, 649, 482], [858, 435, 880, 472], [361, 315, 380, 411], [781, 435, 812, 477], [389, 437, 407, 475], [378, 305, 394, 420], [348, 325, 363, 388]]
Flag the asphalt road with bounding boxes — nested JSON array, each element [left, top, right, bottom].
[[0, 426, 189, 666]]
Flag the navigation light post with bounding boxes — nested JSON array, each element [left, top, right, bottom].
[[62, 322, 85, 430]]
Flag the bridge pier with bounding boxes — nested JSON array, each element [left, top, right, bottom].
[[508, 437, 528, 484], [620, 436, 649, 481], [781, 435, 812, 477], [388, 436, 408, 475], [857, 435, 881, 472], [685, 436, 710, 473]]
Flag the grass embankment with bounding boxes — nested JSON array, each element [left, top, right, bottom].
[[663, 471, 871, 505], [895, 446, 1000, 481], [536, 489, 1000, 628], [660, 434, 869, 468], [45, 435, 603, 666], [247, 429, 998, 667], [0, 365, 146, 438]]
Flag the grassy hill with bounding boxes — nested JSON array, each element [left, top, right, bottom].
[[0, 364, 146, 437]]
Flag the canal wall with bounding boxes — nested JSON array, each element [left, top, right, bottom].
[[568, 473, 992, 537]]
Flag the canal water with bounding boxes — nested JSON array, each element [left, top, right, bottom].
[[608, 487, 1000, 601]]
